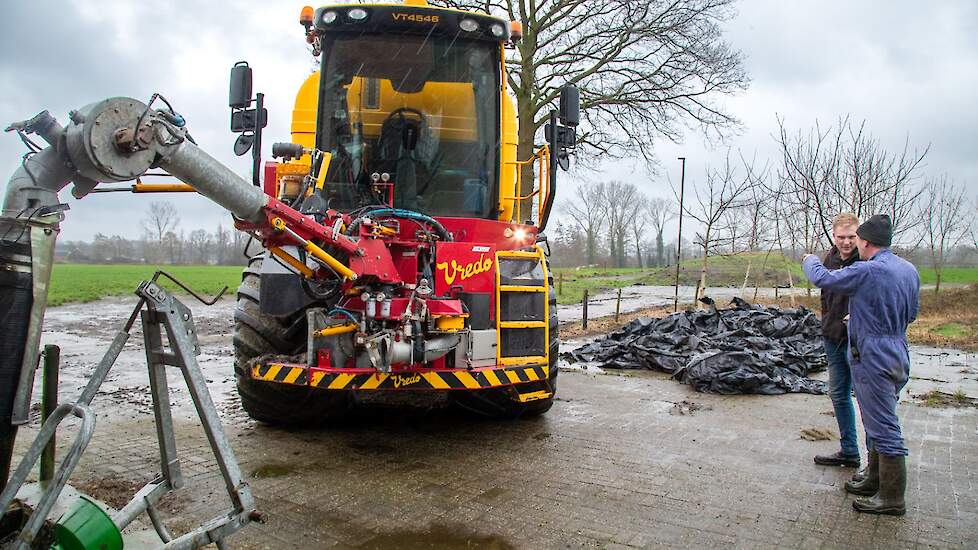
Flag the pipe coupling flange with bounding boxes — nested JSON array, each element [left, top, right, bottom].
[[64, 97, 159, 183]]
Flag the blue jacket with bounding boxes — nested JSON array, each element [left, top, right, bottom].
[[803, 249, 920, 374]]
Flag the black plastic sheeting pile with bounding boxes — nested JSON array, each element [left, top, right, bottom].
[[563, 297, 828, 395]]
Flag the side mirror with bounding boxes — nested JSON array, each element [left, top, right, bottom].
[[558, 85, 579, 127], [229, 62, 253, 109]]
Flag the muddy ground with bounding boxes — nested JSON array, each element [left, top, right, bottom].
[[10, 293, 978, 548]]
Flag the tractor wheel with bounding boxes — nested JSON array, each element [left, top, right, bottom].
[[451, 276, 559, 418], [233, 256, 350, 424]]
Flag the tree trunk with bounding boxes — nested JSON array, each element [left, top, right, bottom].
[[634, 231, 643, 269], [656, 230, 664, 267], [516, 102, 537, 223], [740, 258, 752, 298], [514, 28, 539, 223], [696, 243, 710, 307], [586, 232, 596, 265], [617, 234, 626, 268]]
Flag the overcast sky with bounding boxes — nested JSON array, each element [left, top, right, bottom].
[[1, 0, 976, 242]]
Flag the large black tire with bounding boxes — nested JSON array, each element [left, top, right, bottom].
[[233, 256, 350, 424], [451, 275, 559, 418]]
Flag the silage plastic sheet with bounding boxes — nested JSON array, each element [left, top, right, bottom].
[[563, 297, 828, 395]]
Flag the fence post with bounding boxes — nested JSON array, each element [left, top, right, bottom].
[[558, 271, 563, 296], [40, 344, 60, 487], [615, 288, 622, 323], [582, 289, 589, 330]]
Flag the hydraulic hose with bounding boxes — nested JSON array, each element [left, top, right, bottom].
[[350, 208, 452, 242]]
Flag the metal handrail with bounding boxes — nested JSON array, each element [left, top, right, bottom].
[[504, 144, 550, 226]]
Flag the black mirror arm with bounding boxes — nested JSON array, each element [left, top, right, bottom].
[[539, 110, 560, 232]]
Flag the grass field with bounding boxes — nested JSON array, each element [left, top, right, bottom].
[[48, 264, 243, 306], [45, 259, 978, 311], [552, 254, 978, 305], [916, 267, 978, 286]]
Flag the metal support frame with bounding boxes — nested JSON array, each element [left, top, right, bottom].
[[0, 276, 257, 549]]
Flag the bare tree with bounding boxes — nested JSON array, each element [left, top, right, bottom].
[[600, 181, 642, 268], [562, 181, 607, 265], [646, 197, 675, 267], [549, 221, 590, 266], [775, 116, 928, 249], [920, 176, 969, 292], [676, 151, 757, 303], [142, 201, 179, 242], [141, 201, 179, 263], [972, 196, 978, 252], [431, 0, 748, 203], [188, 229, 211, 265], [214, 225, 231, 265], [628, 195, 650, 268]]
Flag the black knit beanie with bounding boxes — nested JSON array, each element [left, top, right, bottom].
[[857, 214, 893, 247]]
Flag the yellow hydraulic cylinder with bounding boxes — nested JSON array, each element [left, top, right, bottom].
[[271, 217, 357, 281], [312, 323, 358, 338], [268, 247, 314, 278], [132, 183, 196, 193]]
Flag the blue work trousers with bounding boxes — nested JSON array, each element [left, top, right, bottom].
[[823, 337, 859, 457], [850, 335, 910, 456]]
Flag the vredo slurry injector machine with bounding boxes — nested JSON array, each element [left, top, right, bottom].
[[0, 0, 580, 452]]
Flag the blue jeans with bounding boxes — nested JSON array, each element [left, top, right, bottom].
[[824, 337, 859, 457]]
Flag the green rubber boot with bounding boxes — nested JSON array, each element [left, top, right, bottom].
[[845, 447, 878, 496], [852, 454, 906, 516]]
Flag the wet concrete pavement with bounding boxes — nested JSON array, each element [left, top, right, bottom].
[[13, 295, 978, 548]]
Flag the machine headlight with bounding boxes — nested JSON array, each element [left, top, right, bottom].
[[348, 8, 368, 21], [490, 23, 505, 38], [459, 18, 479, 32], [504, 227, 529, 241], [321, 10, 338, 24]]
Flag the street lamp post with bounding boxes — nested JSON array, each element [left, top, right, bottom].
[[673, 157, 686, 313]]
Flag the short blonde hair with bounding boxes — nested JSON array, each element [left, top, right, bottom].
[[832, 212, 859, 229]]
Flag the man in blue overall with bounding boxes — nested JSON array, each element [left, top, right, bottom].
[[802, 214, 919, 516]]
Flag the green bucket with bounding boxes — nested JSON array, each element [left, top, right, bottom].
[[52, 495, 123, 550]]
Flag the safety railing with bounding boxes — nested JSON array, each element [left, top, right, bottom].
[[504, 144, 550, 226]]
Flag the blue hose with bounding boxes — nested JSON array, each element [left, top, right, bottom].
[[362, 208, 451, 241], [328, 308, 359, 324]]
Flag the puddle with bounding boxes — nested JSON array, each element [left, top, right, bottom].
[[357, 524, 514, 549], [903, 347, 978, 403]]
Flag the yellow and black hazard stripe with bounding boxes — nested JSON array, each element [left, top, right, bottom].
[[251, 363, 550, 391]]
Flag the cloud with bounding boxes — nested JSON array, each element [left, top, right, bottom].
[[0, 0, 313, 240], [554, 0, 978, 240], [1, 0, 975, 244]]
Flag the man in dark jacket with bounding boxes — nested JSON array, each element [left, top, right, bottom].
[[813, 213, 861, 468], [803, 214, 920, 516]]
